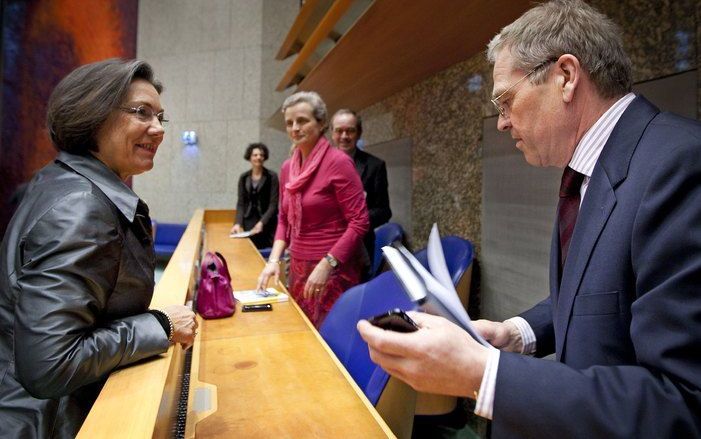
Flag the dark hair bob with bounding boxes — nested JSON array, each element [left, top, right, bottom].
[[46, 58, 163, 154]]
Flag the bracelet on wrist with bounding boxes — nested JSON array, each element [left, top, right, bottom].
[[159, 310, 175, 342], [267, 258, 281, 265], [324, 254, 339, 269], [148, 309, 174, 342]]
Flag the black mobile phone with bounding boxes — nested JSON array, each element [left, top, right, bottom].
[[242, 303, 273, 312], [368, 309, 419, 333]]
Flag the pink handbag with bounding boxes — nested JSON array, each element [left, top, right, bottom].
[[197, 252, 235, 319]]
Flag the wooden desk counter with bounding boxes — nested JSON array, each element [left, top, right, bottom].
[[194, 216, 393, 438], [79, 209, 394, 438]]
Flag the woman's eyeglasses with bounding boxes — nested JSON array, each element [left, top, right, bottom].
[[120, 105, 169, 126]]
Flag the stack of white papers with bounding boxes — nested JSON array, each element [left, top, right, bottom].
[[234, 288, 289, 305], [229, 231, 253, 238], [382, 223, 488, 346]]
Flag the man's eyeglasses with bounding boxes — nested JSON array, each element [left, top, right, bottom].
[[120, 105, 169, 126], [491, 59, 555, 118], [333, 127, 358, 135]]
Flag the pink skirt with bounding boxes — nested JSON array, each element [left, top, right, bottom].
[[288, 257, 363, 328]]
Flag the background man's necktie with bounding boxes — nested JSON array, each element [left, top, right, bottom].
[[558, 166, 585, 279]]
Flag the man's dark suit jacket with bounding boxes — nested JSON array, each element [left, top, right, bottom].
[[492, 96, 701, 437], [352, 148, 391, 269]]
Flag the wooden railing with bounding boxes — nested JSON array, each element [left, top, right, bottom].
[[78, 209, 394, 438]]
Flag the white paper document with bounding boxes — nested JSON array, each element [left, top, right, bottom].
[[229, 231, 253, 238], [234, 288, 289, 305], [382, 224, 489, 346]]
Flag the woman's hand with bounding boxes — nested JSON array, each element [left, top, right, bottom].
[[303, 258, 333, 299], [250, 221, 264, 235], [230, 224, 243, 234], [257, 261, 280, 291], [162, 304, 198, 350]]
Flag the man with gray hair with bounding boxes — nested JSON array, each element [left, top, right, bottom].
[[357, 1, 701, 437]]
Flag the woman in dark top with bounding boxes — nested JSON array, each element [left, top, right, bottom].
[[0, 59, 197, 438], [230, 143, 279, 249]]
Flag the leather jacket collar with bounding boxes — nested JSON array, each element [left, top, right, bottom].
[[56, 151, 141, 223]]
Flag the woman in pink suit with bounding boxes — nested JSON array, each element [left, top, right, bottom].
[[256, 91, 369, 327]]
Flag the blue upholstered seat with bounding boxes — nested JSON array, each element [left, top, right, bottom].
[[259, 247, 272, 259], [372, 222, 405, 278], [320, 234, 474, 405], [153, 222, 187, 259], [413, 236, 474, 287], [319, 270, 414, 404]]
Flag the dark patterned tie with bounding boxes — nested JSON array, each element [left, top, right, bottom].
[[558, 166, 585, 278]]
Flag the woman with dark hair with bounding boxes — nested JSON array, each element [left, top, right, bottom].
[[0, 59, 197, 438], [230, 143, 278, 249], [256, 91, 369, 327]]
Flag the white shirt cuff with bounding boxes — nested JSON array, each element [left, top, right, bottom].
[[505, 316, 536, 354], [474, 317, 538, 420], [474, 347, 499, 420]]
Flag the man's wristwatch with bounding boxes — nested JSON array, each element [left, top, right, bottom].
[[324, 254, 339, 269]]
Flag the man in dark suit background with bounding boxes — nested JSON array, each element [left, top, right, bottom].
[[331, 109, 391, 279], [357, 0, 701, 437]]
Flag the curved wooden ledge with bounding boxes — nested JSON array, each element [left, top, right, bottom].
[[79, 209, 395, 438], [78, 209, 206, 438]]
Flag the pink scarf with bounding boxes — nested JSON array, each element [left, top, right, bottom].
[[285, 136, 331, 239]]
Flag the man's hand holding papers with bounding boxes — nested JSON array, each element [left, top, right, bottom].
[[357, 311, 489, 397], [474, 319, 524, 353], [357, 224, 495, 399], [380, 224, 489, 346]]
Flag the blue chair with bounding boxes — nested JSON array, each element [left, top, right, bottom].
[[322, 237, 473, 394], [413, 235, 473, 309], [320, 270, 413, 404], [372, 222, 405, 278], [259, 247, 272, 259], [319, 270, 417, 436], [153, 222, 187, 260]]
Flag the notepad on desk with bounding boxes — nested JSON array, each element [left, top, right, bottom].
[[234, 288, 289, 305]]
